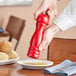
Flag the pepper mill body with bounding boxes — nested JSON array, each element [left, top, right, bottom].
[[27, 14, 49, 59]]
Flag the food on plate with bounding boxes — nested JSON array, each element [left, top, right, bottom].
[[24, 62, 47, 66], [0, 41, 12, 53], [0, 41, 19, 60], [8, 50, 19, 59], [0, 52, 9, 60]]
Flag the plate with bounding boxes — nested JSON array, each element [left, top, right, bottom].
[[0, 57, 20, 65], [17, 59, 53, 69]]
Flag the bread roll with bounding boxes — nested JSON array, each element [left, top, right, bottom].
[[0, 52, 9, 60], [8, 50, 19, 59], [0, 41, 12, 53]]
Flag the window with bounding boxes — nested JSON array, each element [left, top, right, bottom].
[[0, 0, 32, 6]]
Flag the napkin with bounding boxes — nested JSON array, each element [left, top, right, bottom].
[[44, 60, 76, 76]]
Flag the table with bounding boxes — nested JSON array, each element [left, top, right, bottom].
[[0, 63, 76, 76], [0, 63, 56, 76], [0, 31, 9, 37]]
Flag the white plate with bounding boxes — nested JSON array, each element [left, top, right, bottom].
[[17, 59, 53, 69], [0, 57, 20, 65]]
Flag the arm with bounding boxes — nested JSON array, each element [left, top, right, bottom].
[[35, 0, 76, 50], [54, 0, 76, 31]]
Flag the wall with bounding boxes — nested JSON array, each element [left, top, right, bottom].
[[0, 0, 76, 59]]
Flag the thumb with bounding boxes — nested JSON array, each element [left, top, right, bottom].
[[34, 8, 45, 19], [39, 39, 48, 51]]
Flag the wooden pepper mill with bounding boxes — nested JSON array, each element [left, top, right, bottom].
[[27, 13, 49, 59]]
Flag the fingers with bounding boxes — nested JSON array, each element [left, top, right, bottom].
[[39, 29, 49, 50], [54, 9, 57, 16], [47, 10, 55, 25], [51, 0, 57, 16], [39, 23, 59, 51], [49, 5, 57, 16], [47, 7, 57, 25], [34, 7, 57, 20], [34, 0, 49, 19], [39, 29, 53, 51], [34, 8, 45, 19], [39, 39, 49, 51], [34, 0, 57, 21], [52, 3, 57, 16]]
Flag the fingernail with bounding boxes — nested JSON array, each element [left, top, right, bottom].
[[39, 46, 43, 51]]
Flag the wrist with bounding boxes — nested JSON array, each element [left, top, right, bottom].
[[51, 23, 60, 33]]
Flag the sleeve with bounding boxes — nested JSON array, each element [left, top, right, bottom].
[[54, 0, 76, 31]]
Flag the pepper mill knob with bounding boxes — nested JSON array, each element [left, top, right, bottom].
[[36, 14, 49, 25]]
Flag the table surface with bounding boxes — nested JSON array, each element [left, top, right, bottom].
[[0, 63, 56, 76], [0, 31, 9, 36], [0, 63, 76, 76]]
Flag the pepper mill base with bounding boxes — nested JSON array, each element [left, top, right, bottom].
[[27, 49, 40, 59]]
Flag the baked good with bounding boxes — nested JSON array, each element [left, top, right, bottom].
[[0, 41, 19, 60], [0, 41, 12, 53], [8, 50, 19, 59], [0, 52, 9, 60]]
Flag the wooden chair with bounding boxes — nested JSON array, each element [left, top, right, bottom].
[[48, 38, 76, 64], [6, 16, 25, 50], [0, 16, 25, 50]]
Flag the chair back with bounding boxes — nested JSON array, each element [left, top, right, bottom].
[[6, 16, 25, 50], [6, 16, 25, 41], [48, 38, 76, 64]]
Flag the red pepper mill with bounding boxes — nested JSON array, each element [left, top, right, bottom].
[[27, 13, 49, 59]]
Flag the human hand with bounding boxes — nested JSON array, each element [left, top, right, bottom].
[[34, 0, 57, 24], [39, 23, 60, 50]]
